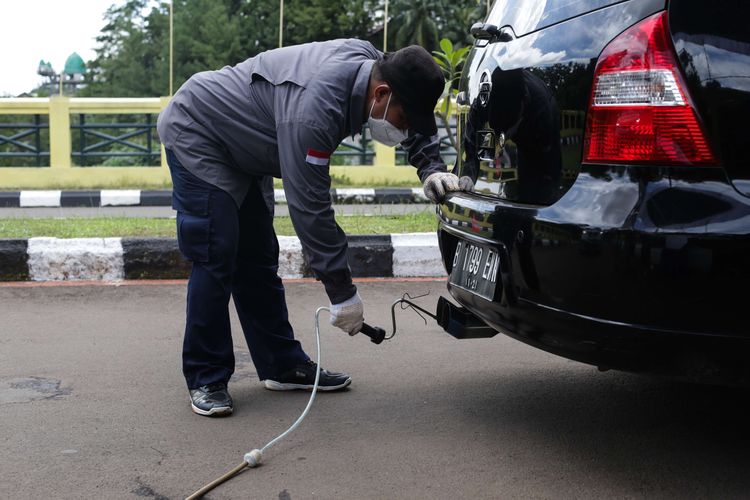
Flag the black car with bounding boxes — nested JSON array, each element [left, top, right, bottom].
[[435, 0, 750, 383]]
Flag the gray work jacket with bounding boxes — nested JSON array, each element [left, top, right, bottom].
[[157, 38, 446, 303]]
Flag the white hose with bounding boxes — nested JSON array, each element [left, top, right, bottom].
[[242, 305, 326, 466], [187, 307, 328, 499]]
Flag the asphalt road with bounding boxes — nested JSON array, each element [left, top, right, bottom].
[[1, 280, 749, 499]]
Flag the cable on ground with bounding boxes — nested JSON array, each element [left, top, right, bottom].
[[185, 306, 326, 500]]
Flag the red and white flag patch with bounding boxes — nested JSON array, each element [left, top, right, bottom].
[[305, 148, 331, 166]]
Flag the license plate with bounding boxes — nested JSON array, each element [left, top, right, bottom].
[[449, 240, 500, 300]]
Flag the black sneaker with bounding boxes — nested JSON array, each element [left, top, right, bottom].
[[264, 361, 352, 392], [189, 382, 233, 417]]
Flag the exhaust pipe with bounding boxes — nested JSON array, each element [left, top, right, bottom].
[[436, 296, 498, 339]]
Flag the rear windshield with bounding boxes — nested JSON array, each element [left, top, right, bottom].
[[487, 0, 624, 36]]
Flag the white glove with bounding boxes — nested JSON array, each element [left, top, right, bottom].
[[423, 172, 461, 203], [459, 175, 475, 192], [330, 292, 364, 335]]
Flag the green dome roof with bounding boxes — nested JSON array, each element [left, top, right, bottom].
[[64, 52, 85, 75], [37, 59, 55, 76]]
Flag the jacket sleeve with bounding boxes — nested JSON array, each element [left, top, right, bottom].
[[401, 132, 449, 182], [275, 121, 356, 304]]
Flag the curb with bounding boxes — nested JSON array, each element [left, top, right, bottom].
[[0, 188, 429, 208], [0, 233, 445, 282]]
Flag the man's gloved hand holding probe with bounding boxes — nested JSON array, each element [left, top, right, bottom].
[[330, 292, 364, 335], [330, 170, 476, 336]]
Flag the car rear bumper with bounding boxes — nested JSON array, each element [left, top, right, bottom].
[[437, 166, 750, 380]]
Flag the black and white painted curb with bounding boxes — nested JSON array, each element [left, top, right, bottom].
[[0, 188, 429, 208], [0, 190, 173, 208], [0, 233, 445, 282]]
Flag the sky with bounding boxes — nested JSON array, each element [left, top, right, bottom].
[[0, 0, 118, 96]]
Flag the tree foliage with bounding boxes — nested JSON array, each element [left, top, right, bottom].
[[82, 1, 167, 96], [392, 0, 441, 50], [282, 0, 375, 46], [82, 0, 487, 97], [386, 0, 486, 52]]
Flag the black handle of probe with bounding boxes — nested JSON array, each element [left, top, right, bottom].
[[359, 322, 386, 344]]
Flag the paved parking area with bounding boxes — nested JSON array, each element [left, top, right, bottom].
[[1, 280, 749, 499]]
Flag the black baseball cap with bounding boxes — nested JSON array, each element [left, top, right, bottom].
[[379, 45, 445, 136]]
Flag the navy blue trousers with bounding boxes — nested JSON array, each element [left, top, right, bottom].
[[167, 149, 308, 389]]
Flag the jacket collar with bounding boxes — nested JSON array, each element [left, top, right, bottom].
[[349, 59, 376, 138]]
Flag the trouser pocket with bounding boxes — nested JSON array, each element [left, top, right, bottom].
[[167, 148, 214, 263], [177, 211, 211, 263]]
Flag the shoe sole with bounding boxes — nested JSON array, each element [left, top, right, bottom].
[[190, 401, 233, 417], [263, 377, 352, 392]]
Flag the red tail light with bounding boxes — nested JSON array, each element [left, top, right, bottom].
[[583, 11, 717, 165]]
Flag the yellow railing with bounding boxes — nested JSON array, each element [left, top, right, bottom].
[[0, 97, 416, 189]]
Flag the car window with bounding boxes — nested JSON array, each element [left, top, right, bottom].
[[487, 0, 624, 37]]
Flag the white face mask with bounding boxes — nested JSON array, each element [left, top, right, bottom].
[[368, 93, 408, 147]]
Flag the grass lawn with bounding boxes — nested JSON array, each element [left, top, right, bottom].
[[2, 176, 421, 191], [0, 212, 438, 239]]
